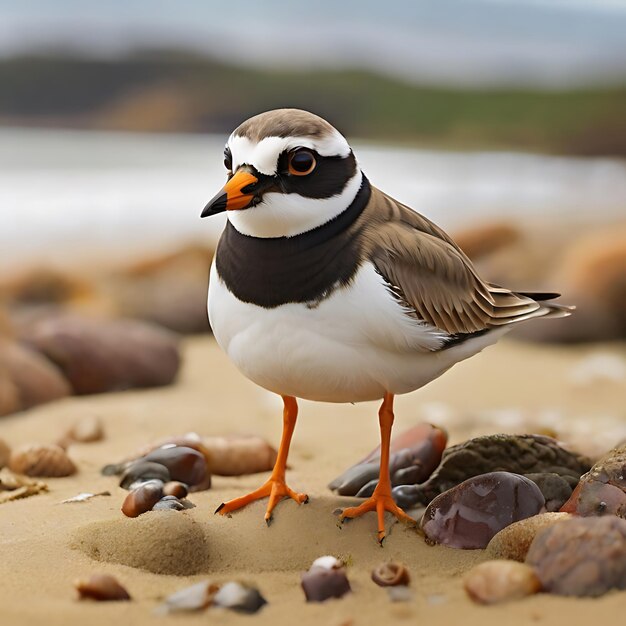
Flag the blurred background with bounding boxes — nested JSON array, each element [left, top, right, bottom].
[[0, 0, 625, 350]]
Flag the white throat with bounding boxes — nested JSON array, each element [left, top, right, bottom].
[[226, 169, 363, 238]]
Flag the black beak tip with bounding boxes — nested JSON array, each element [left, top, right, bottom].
[[201, 193, 228, 218]]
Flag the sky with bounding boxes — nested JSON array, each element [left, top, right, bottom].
[[1, 0, 625, 87]]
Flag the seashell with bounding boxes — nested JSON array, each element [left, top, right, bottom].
[[329, 423, 447, 497], [143, 446, 209, 489], [62, 491, 111, 504], [0, 438, 10, 469], [560, 442, 626, 517], [0, 467, 48, 503], [152, 496, 185, 511], [421, 472, 545, 549], [66, 415, 104, 443], [119, 461, 170, 489], [394, 434, 591, 508], [163, 481, 189, 499], [75, 574, 131, 601], [486, 512, 571, 562], [121, 482, 163, 517], [301, 556, 351, 602], [9, 443, 76, 477], [526, 516, 626, 597], [464, 561, 541, 604], [154, 581, 218, 614], [371, 562, 410, 587], [213, 581, 267, 614]]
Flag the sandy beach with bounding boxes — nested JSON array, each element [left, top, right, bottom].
[[1, 335, 624, 626]]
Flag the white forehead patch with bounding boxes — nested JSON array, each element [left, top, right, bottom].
[[228, 130, 351, 176]]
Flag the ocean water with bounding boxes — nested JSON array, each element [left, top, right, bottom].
[[1, 127, 625, 271]]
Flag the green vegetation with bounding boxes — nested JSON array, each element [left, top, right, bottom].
[[1, 50, 624, 155]]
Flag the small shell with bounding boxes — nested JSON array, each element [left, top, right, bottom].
[[464, 561, 541, 604], [67, 415, 104, 443], [9, 443, 76, 477], [75, 574, 131, 601], [121, 482, 163, 517], [371, 562, 410, 587]]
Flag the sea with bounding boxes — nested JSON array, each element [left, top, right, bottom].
[[1, 127, 625, 272]]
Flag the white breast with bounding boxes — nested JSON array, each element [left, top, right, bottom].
[[208, 260, 505, 403]]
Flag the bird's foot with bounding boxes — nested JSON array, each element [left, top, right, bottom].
[[339, 489, 416, 545], [215, 477, 308, 525]]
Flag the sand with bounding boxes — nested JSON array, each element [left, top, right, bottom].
[[0, 336, 625, 626]]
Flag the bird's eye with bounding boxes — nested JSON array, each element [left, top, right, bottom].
[[288, 149, 316, 176], [224, 146, 232, 172]]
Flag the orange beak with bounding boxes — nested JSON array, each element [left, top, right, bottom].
[[201, 170, 258, 217]]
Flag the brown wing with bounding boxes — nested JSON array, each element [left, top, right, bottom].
[[360, 188, 563, 335]]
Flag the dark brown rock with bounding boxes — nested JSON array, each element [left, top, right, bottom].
[[526, 516, 626, 597], [329, 423, 447, 497], [163, 481, 189, 499], [121, 482, 163, 517], [301, 557, 351, 602], [560, 443, 626, 518], [0, 339, 71, 415], [75, 574, 131, 601], [119, 461, 170, 489], [421, 472, 545, 549], [143, 446, 208, 488], [22, 314, 180, 395], [394, 434, 591, 508]]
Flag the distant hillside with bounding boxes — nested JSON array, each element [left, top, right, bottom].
[[1, 51, 625, 156]]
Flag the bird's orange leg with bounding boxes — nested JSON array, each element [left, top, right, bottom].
[[339, 392, 416, 544], [215, 395, 308, 524]]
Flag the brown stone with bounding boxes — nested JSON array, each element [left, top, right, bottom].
[[121, 482, 163, 517], [22, 313, 181, 394], [75, 574, 131, 601], [464, 561, 541, 604]]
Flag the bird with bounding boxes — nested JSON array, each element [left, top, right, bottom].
[[201, 108, 573, 543]]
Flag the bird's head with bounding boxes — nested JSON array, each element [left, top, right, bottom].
[[201, 109, 362, 238]]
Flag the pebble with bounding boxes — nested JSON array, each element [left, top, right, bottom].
[[486, 512, 571, 562], [526, 516, 626, 597], [329, 423, 447, 497], [22, 314, 181, 394], [0, 338, 71, 416], [152, 497, 185, 511], [213, 582, 267, 614], [395, 434, 590, 508], [202, 435, 279, 476], [163, 481, 189, 498], [121, 482, 163, 517], [421, 472, 545, 549], [9, 443, 77, 477], [371, 562, 411, 587], [143, 446, 208, 487], [560, 442, 626, 518], [120, 461, 170, 489], [301, 556, 351, 602], [66, 415, 104, 443], [154, 581, 218, 614], [75, 574, 131, 601], [464, 561, 541, 604]]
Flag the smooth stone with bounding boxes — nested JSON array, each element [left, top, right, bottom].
[[120, 461, 170, 489], [152, 497, 185, 511], [421, 472, 545, 549], [486, 512, 571, 562], [121, 482, 163, 517], [213, 582, 267, 614], [163, 481, 189, 499], [526, 516, 626, 597], [75, 574, 131, 601], [143, 446, 208, 486], [70, 511, 209, 575], [464, 561, 541, 604]]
